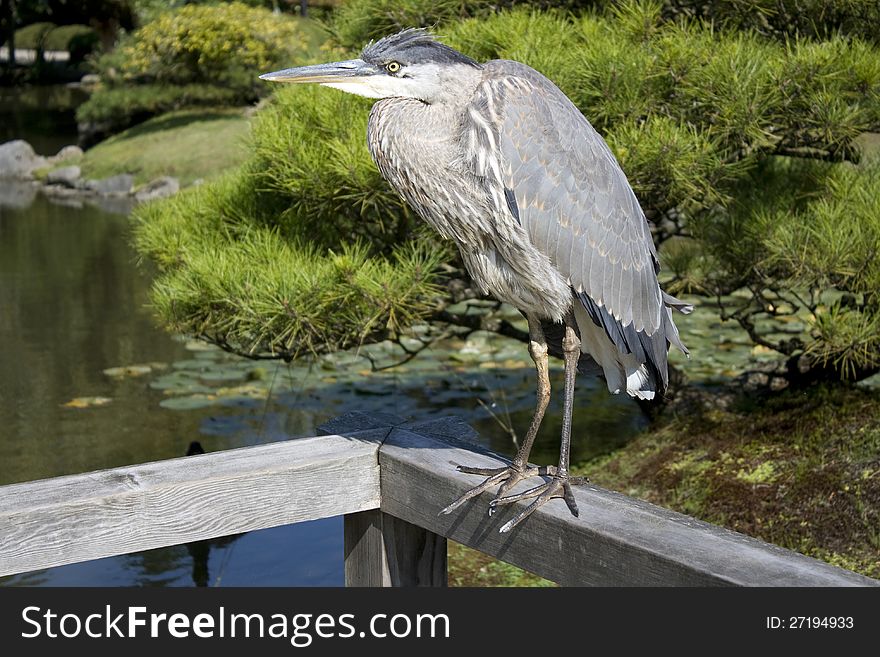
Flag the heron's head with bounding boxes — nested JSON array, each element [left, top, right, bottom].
[[260, 29, 482, 104]]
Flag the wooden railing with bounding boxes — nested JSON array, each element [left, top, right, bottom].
[[0, 411, 876, 586]]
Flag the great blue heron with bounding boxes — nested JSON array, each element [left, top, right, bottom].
[[261, 29, 691, 532]]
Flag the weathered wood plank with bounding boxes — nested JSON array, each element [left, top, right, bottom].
[[378, 425, 879, 587], [344, 509, 446, 587], [2, 411, 876, 586], [0, 431, 385, 576]]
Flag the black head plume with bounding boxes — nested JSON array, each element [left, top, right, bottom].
[[362, 28, 480, 68]]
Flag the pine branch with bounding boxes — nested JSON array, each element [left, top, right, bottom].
[[774, 146, 858, 163]]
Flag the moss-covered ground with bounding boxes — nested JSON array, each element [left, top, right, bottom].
[[571, 384, 880, 579]]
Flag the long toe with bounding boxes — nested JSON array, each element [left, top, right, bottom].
[[490, 465, 548, 506], [562, 480, 579, 517], [489, 479, 553, 512], [440, 463, 550, 516], [439, 469, 511, 515], [498, 480, 564, 533], [493, 473, 581, 532], [456, 465, 510, 476]]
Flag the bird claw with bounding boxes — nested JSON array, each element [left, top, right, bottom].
[[494, 474, 581, 533], [439, 463, 548, 516]]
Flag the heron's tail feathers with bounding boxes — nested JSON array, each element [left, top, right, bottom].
[[624, 364, 656, 400], [572, 288, 691, 399]]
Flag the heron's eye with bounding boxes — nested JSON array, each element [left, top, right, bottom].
[[386, 61, 401, 74]]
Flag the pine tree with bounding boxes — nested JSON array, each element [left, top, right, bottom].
[[134, 1, 880, 383]]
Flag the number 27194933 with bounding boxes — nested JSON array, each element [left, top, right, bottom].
[[766, 617, 854, 629]]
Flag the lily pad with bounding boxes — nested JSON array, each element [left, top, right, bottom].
[[103, 365, 153, 378], [214, 384, 269, 399], [150, 372, 214, 395], [172, 358, 212, 371], [62, 396, 112, 408], [159, 394, 217, 410], [199, 368, 249, 382]]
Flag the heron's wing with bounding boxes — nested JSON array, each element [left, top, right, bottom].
[[474, 60, 662, 335]]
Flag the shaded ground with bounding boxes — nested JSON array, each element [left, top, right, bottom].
[[572, 384, 880, 579]]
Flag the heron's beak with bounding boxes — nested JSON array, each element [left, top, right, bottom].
[[259, 59, 379, 84]]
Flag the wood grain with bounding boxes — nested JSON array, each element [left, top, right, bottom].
[[0, 431, 385, 576], [344, 509, 446, 587]]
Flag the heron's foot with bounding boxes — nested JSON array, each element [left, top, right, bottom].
[[490, 473, 589, 533], [438, 463, 551, 516]]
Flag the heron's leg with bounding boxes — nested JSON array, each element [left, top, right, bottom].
[[490, 316, 586, 533], [439, 314, 552, 516]]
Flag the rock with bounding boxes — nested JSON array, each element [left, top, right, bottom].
[[744, 372, 770, 389], [46, 166, 81, 188], [52, 145, 84, 163], [135, 176, 180, 202], [769, 376, 790, 392], [80, 73, 101, 86], [84, 173, 134, 195], [41, 184, 85, 207], [0, 140, 47, 179]]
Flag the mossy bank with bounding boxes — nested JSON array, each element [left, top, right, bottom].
[[572, 384, 880, 579]]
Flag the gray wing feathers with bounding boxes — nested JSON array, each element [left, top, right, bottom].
[[485, 60, 662, 335]]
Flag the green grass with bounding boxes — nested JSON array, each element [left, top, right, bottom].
[[448, 542, 555, 587], [573, 385, 880, 578], [79, 109, 251, 186]]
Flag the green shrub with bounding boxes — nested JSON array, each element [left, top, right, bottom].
[[329, 0, 581, 50], [9, 22, 97, 65], [250, 83, 411, 252], [14, 22, 55, 49], [133, 172, 446, 359], [115, 2, 304, 88], [43, 24, 95, 50], [79, 2, 310, 132], [329, 0, 880, 51], [641, 0, 880, 42]]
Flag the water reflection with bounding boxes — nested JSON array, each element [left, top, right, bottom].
[[0, 187, 201, 483], [0, 86, 84, 155]]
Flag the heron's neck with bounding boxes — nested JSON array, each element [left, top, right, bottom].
[[424, 64, 483, 108]]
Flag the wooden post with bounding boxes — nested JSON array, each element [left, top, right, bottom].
[[344, 509, 446, 587]]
